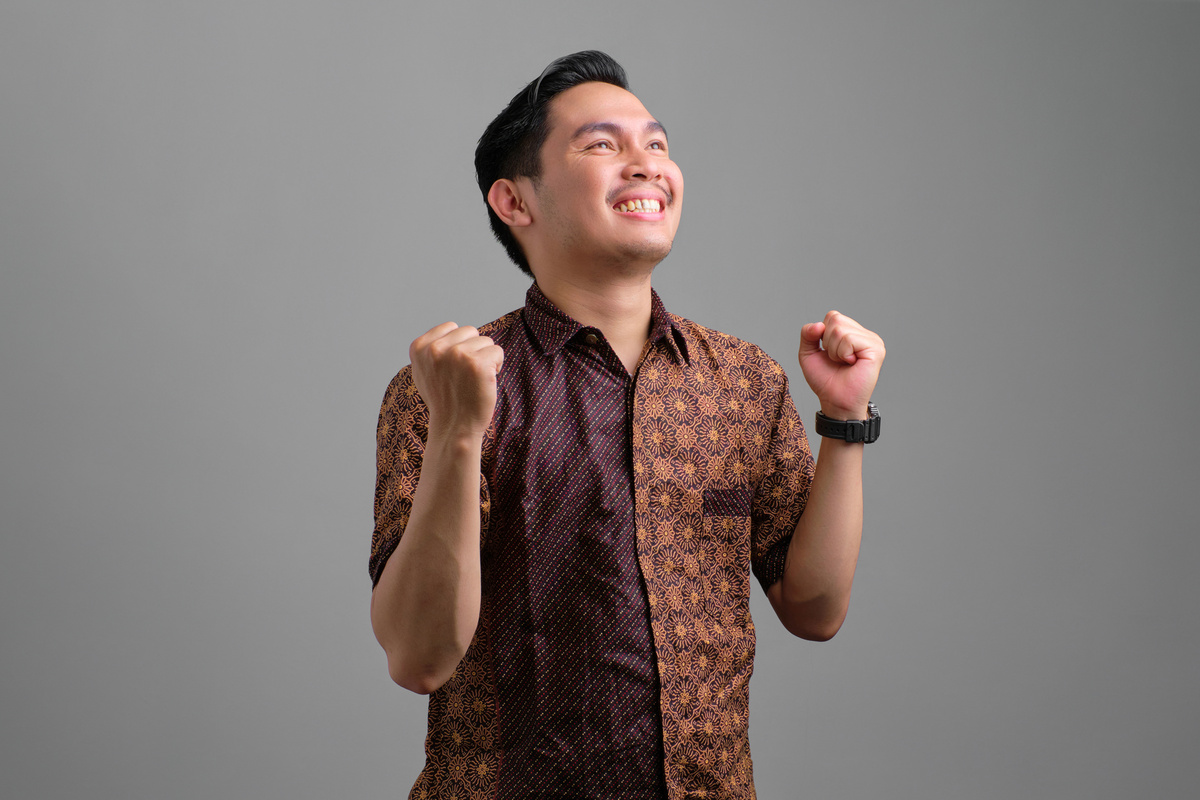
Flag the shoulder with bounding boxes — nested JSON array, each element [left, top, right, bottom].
[[478, 308, 523, 342], [670, 314, 790, 388], [381, 363, 416, 412], [378, 364, 427, 450]]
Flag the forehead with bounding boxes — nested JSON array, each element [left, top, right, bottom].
[[546, 82, 659, 139]]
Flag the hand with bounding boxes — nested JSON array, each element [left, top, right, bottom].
[[409, 322, 504, 440], [798, 311, 885, 420]]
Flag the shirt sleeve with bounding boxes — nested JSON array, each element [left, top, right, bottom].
[[750, 363, 815, 593], [369, 366, 428, 587]]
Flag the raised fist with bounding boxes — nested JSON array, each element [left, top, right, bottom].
[[409, 322, 505, 440], [798, 310, 885, 421]]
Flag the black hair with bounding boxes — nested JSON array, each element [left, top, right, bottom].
[[474, 51, 629, 276]]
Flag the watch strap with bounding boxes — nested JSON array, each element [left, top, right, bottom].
[[815, 402, 880, 443]]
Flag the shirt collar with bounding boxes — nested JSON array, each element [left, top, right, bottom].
[[522, 282, 690, 365]]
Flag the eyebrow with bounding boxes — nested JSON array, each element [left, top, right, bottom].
[[570, 120, 668, 142]]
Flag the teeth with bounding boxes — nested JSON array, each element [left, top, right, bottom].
[[616, 199, 661, 213]]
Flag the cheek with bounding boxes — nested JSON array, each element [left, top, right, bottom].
[[667, 162, 684, 196]]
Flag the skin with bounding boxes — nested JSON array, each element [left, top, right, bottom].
[[371, 81, 885, 693], [489, 82, 684, 372]]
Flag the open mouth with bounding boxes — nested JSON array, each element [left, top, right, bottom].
[[613, 198, 663, 213]]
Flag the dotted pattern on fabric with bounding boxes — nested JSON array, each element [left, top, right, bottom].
[[370, 285, 815, 800], [486, 286, 668, 798]]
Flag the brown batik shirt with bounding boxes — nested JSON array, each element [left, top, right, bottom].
[[371, 284, 815, 800]]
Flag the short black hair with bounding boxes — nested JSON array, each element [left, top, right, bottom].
[[474, 50, 629, 276]]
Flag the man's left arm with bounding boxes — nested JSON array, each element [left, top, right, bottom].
[[767, 310, 885, 641]]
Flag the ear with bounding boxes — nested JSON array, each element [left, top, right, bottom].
[[487, 179, 533, 228]]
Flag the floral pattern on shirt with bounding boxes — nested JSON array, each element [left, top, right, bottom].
[[371, 304, 814, 800]]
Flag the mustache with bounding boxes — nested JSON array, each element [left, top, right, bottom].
[[606, 183, 673, 206]]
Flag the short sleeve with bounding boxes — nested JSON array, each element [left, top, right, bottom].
[[749, 365, 815, 592], [369, 366, 428, 586]]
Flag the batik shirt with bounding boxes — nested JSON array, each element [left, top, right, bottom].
[[371, 284, 815, 800]]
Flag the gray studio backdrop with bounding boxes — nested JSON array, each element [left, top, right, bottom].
[[2, 2, 1197, 799]]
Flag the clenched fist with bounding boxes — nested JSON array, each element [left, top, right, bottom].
[[409, 322, 505, 440], [798, 310, 885, 421]]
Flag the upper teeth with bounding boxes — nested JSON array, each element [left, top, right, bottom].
[[617, 199, 661, 212]]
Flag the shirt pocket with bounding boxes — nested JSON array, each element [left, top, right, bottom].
[[701, 486, 752, 551], [700, 487, 753, 625]]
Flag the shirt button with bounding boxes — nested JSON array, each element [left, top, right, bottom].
[[584, 333, 599, 345]]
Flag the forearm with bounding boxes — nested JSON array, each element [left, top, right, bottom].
[[769, 437, 864, 640], [370, 430, 484, 693]]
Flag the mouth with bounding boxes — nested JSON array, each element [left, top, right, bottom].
[[613, 198, 664, 214]]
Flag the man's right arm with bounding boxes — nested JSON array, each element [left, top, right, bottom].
[[370, 322, 504, 695]]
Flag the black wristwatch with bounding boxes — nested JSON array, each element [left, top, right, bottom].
[[815, 402, 881, 444]]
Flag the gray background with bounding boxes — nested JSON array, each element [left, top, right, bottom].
[[2, 1, 1197, 798]]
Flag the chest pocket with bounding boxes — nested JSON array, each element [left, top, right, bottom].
[[699, 486, 754, 627]]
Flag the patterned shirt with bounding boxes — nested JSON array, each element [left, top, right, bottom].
[[371, 284, 815, 800]]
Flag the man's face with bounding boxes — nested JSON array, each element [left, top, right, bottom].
[[520, 81, 684, 275]]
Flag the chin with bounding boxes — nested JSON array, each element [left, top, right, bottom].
[[624, 236, 675, 263], [605, 244, 671, 274]]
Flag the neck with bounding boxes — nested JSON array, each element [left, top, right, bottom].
[[534, 268, 654, 374]]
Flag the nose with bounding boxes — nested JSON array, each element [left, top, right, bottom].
[[621, 155, 662, 182]]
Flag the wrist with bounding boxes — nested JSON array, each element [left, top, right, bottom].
[[814, 402, 880, 444], [426, 424, 486, 454], [818, 403, 869, 421]]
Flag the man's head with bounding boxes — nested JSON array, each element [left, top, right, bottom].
[[475, 51, 683, 278]]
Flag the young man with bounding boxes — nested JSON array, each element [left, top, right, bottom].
[[370, 51, 885, 800]]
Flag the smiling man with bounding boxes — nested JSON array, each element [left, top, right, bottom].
[[369, 51, 885, 800]]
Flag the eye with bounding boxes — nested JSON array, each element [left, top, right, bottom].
[[648, 141, 666, 151], [589, 141, 613, 150]]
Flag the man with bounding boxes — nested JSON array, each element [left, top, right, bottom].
[[370, 51, 885, 800]]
